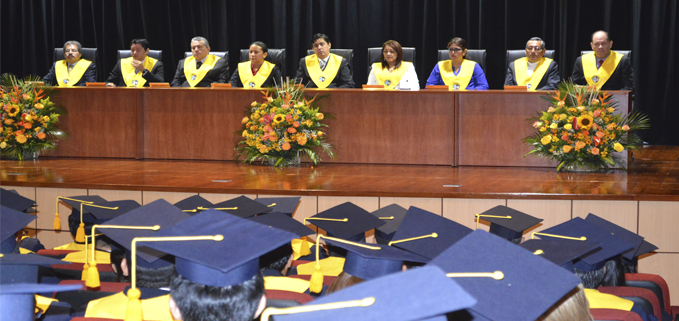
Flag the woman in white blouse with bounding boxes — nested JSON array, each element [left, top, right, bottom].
[[367, 40, 420, 91]]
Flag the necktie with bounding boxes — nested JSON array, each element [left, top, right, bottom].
[[319, 59, 327, 71], [196, 61, 203, 69], [68, 64, 74, 72], [597, 59, 604, 69]]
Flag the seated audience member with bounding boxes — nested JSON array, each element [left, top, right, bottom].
[[367, 40, 420, 90], [43, 41, 96, 86], [105, 39, 164, 87], [229, 41, 282, 88], [505, 37, 560, 90], [425, 37, 488, 90], [571, 30, 634, 91], [295, 33, 354, 88], [171, 36, 230, 87]]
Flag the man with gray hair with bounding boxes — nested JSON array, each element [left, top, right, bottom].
[[43, 40, 97, 86], [171, 36, 230, 87], [504, 37, 560, 90]]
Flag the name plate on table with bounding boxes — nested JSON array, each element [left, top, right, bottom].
[[504, 86, 528, 91], [149, 83, 171, 88], [85, 82, 107, 87], [362, 84, 385, 90], [211, 83, 232, 89], [425, 85, 449, 91]]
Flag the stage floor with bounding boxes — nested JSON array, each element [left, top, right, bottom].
[[2, 145, 678, 201]]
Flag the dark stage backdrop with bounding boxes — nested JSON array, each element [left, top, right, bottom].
[[1, 0, 677, 143]]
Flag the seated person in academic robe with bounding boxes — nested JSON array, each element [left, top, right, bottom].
[[105, 38, 164, 87], [571, 30, 634, 91], [367, 40, 420, 90], [171, 36, 230, 87], [229, 41, 282, 88], [43, 41, 96, 87], [425, 37, 488, 90], [295, 33, 355, 88], [504, 37, 560, 90]]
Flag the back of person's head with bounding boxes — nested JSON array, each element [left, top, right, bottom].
[[574, 257, 624, 288], [538, 284, 593, 321], [136, 264, 174, 289], [130, 39, 150, 50], [259, 245, 292, 273], [170, 270, 265, 321], [110, 248, 127, 282], [311, 33, 330, 45], [325, 271, 364, 295]]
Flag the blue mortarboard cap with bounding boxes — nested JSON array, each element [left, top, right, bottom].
[[306, 202, 385, 242], [0, 188, 35, 213], [84, 200, 141, 222], [324, 239, 427, 280], [0, 283, 83, 321], [173, 195, 213, 212], [99, 199, 190, 268], [391, 206, 472, 260], [61, 195, 108, 213], [0, 253, 68, 284], [211, 195, 272, 218], [634, 240, 658, 258], [255, 197, 301, 216], [479, 205, 543, 241], [1, 206, 36, 254], [144, 209, 298, 287], [428, 230, 582, 321], [269, 265, 477, 321], [539, 217, 634, 271], [248, 212, 314, 237], [584, 213, 644, 261], [371, 204, 408, 244], [520, 238, 601, 272]]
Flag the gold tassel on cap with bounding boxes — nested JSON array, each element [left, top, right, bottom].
[[531, 232, 587, 241], [55, 197, 94, 231], [475, 213, 512, 230], [388, 233, 438, 246], [125, 234, 224, 321], [308, 235, 380, 293], [261, 297, 375, 321], [81, 234, 92, 281], [86, 224, 161, 289], [75, 203, 119, 243], [447, 271, 505, 280], [291, 237, 311, 260]]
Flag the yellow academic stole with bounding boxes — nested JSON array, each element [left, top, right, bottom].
[[305, 54, 343, 89], [121, 56, 158, 87], [583, 289, 634, 311], [85, 292, 173, 320], [514, 57, 553, 90], [55, 59, 92, 87], [373, 61, 411, 90], [238, 60, 275, 88], [439, 59, 476, 91], [184, 54, 221, 87], [582, 51, 624, 89]]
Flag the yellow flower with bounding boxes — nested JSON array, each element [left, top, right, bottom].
[[613, 143, 624, 152], [564, 124, 572, 130], [559, 114, 567, 121], [557, 101, 565, 108], [242, 130, 248, 137], [316, 113, 324, 120], [268, 97, 274, 102], [251, 101, 258, 107], [34, 127, 41, 132], [539, 127, 547, 132], [0, 141, 6, 149], [607, 107, 615, 113], [7, 105, 20, 117], [15, 134, 27, 144], [549, 123, 558, 129], [273, 114, 285, 124], [577, 106, 586, 112], [575, 141, 586, 150], [576, 115, 594, 130], [562, 145, 573, 153], [34, 103, 44, 109], [242, 117, 249, 124], [567, 116, 575, 122], [541, 135, 552, 145]]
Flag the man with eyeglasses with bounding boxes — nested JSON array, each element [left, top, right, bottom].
[[43, 41, 97, 86], [571, 30, 634, 91], [295, 33, 355, 88], [171, 36, 230, 87], [504, 37, 560, 90]]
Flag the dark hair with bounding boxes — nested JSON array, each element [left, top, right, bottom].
[[250, 41, 268, 53], [170, 270, 265, 321], [110, 248, 127, 282], [63, 41, 82, 53], [326, 271, 364, 294], [591, 30, 611, 42], [311, 33, 330, 45], [381, 40, 404, 70], [130, 39, 150, 50], [447, 37, 468, 59], [259, 245, 292, 273], [527, 37, 546, 49], [574, 258, 624, 289], [137, 264, 174, 289]]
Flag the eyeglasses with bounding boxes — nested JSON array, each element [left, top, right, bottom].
[[526, 46, 544, 51], [448, 48, 464, 53], [64, 49, 79, 53]]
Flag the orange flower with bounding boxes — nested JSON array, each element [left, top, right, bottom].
[[595, 131, 605, 138], [23, 123, 32, 129], [590, 147, 600, 155], [287, 127, 297, 134], [562, 145, 573, 153], [34, 103, 44, 110], [317, 131, 324, 137], [22, 94, 31, 101], [241, 117, 249, 124], [4, 119, 13, 125], [575, 141, 586, 150], [282, 142, 291, 150], [316, 113, 324, 120], [15, 134, 27, 143], [622, 125, 630, 131], [297, 135, 307, 146], [293, 122, 300, 128], [37, 132, 46, 139]]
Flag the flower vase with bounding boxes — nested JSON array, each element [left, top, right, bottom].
[[267, 153, 301, 167], [558, 164, 604, 173]]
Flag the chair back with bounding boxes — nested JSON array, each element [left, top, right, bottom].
[[580, 50, 631, 59], [437, 49, 487, 73], [117, 50, 163, 61], [306, 49, 354, 69], [505, 49, 555, 71], [53, 47, 98, 80], [590, 308, 643, 321], [625, 273, 671, 314], [367, 47, 416, 74], [598, 286, 662, 321], [239, 48, 287, 78]]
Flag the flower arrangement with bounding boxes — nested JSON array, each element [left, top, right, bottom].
[[235, 81, 336, 166], [524, 81, 648, 171], [0, 74, 67, 161]]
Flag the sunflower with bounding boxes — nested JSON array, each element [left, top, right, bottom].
[[273, 114, 285, 125], [7, 105, 20, 117], [576, 115, 594, 131]]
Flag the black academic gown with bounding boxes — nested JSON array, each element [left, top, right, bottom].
[[571, 54, 634, 91], [504, 59, 561, 90], [43, 61, 97, 86], [229, 64, 283, 88], [105, 59, 165, 86], [170, 57, 230, 87], [294, 56, 355, 88]]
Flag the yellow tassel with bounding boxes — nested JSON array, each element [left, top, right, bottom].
[[75, 223, 86, 243], [53, 212, 61, 230], [85, 261, 100, 288], [300, 239, 311, 257], [81, 263, 89, 281], [309, 264, 324, 293], [125, 288, 143, 321]]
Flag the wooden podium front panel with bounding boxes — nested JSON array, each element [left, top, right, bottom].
[[312, 89, 455, 165], [142, 88, 261, 160], [48, 88, 140, 158]]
